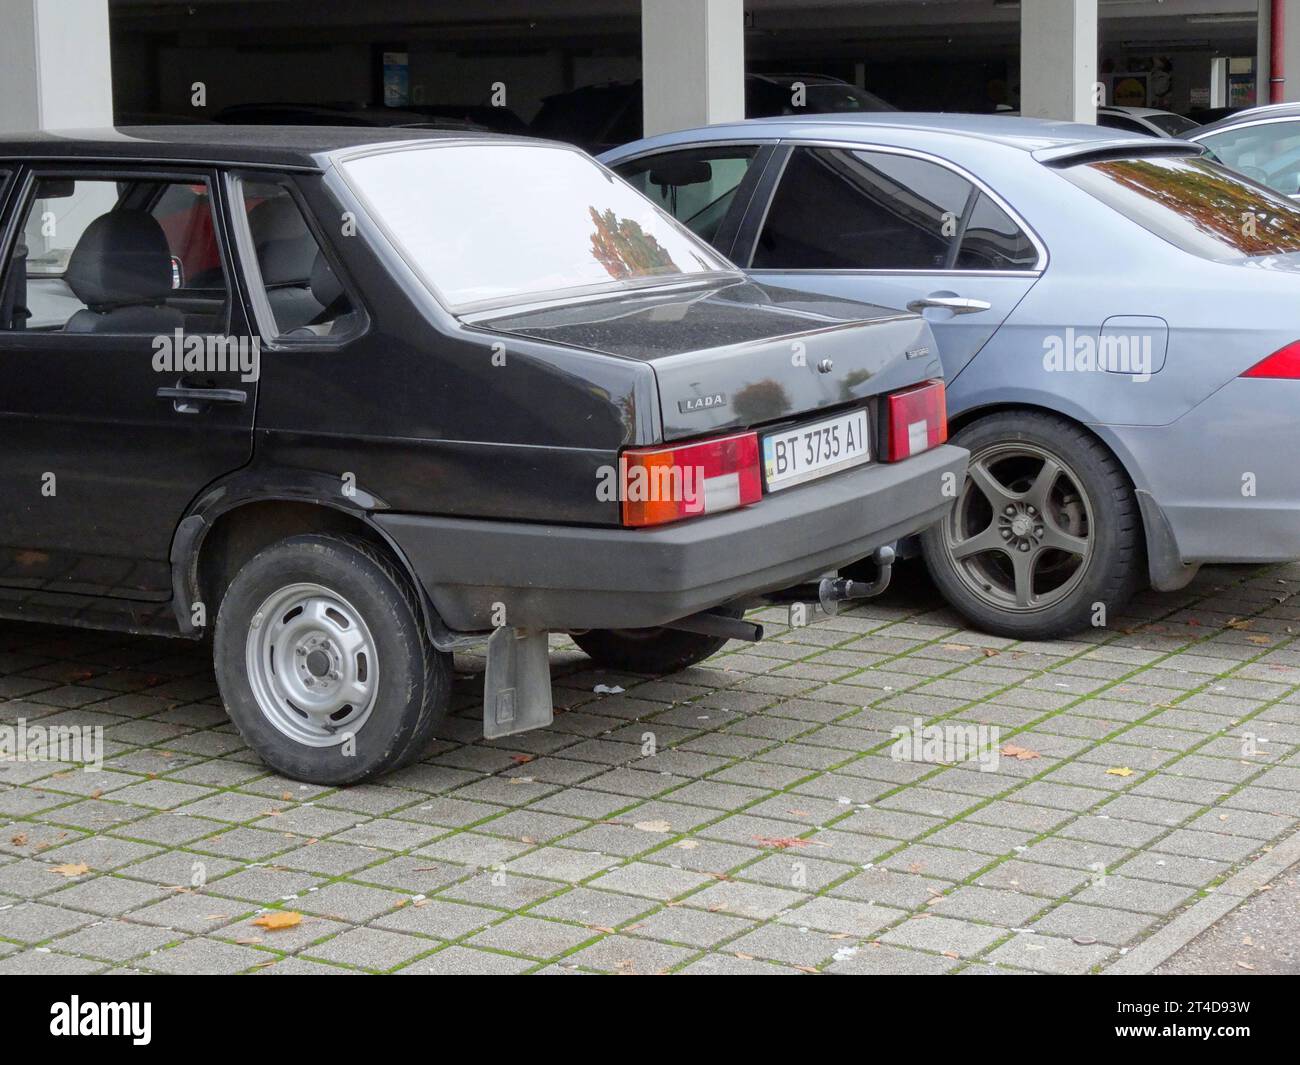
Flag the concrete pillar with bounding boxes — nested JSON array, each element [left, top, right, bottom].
[[0, 0, 113, 133], [1281, 0, 1300, 102], [1020, 0, 1098, 123], [642, 0, 745, 138]]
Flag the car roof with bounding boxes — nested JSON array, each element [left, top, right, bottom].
[[1099, 105, 1174, 118], [0, 125, 537, 170], [1193, 102, 1300, 137], [690, 112, 1150, 151]]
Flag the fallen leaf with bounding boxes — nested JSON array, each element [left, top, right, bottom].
[[252, 910, 302, 931], [734, 951, 755, 961], [1226, 617, 1252, 630], [510, 754, 534, 765], [673, 840, 699, 850], [1000, 744, 1041, 761], [10, 833, 28, 847], [51, 863, 89, 878], [634, 820, 673, 834], [754, 836, 813, 849], [1236, 961, 1255, 971], [981, 648, 1001, 657], [1106, 767, 1134, 777], [942, 951, 960, 959], [1246, 635, 1273, 646]]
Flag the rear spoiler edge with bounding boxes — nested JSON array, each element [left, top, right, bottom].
[[1032, 138, 1205, 167]]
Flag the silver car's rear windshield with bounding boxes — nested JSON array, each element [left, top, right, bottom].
[[338, 141, 734, 313], [1059, 154, 1300, 262]]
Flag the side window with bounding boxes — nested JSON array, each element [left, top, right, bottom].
[[1, 176, 230, 333], [1198, 123, 1300, 196], [238, 179, 358, 340], [956, 193, 1039, 270], [616, 146, 760, 245], [753, 147, 972, 270]]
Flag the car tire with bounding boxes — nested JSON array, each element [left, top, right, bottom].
[[213, 533, 451, 785], [920, 411, 1142, 640], [572, 608, 742, 674]]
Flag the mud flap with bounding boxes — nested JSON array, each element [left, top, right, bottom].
[[483, 627, 554, 739]]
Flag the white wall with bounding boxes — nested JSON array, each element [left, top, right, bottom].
[[0, 0, 113, 131]]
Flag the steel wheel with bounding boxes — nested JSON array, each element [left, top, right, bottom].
[[941, 442, 1094, 613], [244, 581, 379, 747]]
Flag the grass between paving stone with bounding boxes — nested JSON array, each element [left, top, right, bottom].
[[0, 563, 1298, 972]]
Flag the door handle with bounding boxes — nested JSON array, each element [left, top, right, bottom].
[[156, 385, 248, 413], [906, 296, 992, 315]]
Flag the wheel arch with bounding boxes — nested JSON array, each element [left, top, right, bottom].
[[169, 473, 464, 645], [945, 401, 1191, 592]]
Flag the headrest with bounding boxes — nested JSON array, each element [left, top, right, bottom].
[[309, 250, 345, 310], [65, 210, 174, 309], [248, 196, 316, 285]]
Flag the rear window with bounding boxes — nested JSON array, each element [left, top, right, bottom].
[[1059, 154, 1300, 261], [339, 142, 732, 311]]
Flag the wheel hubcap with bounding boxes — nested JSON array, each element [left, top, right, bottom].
[[245, 582, 379, 747], [943, 442, 1094, 613]]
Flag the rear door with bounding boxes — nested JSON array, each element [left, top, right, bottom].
[[735, 142, 1044, 383], [0, 163, 257, 602]]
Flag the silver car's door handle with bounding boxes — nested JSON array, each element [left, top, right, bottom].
[[907, 296, 992, 315]]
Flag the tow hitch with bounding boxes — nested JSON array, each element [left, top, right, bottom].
[[818, 544, 896, 613]]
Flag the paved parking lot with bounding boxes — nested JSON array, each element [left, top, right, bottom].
[[2, 561, 1299, 975]]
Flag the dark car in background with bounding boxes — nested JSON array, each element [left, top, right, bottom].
[[531, 73, 894, 154], [0, 125, 964, 785]]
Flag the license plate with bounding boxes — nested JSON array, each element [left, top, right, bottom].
[[762, 408, 870, 491]]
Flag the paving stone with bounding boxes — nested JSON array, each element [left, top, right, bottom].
[[929, 885, 1049, 927], [304, 927, 435, 971], [880, 914, 1003, 957], [588, 862, 711, 900], [630, 906, 756, 947], [396, 945, 533, 975], [826, 942, 959, 974], [1030, 901, 1157, 946], [0, 901, 95, 943], [296, 881, 406, 922], [141, 936, 272, 974], [467, 915, 597, 960], [526, 887, 655, 928], [684, 880, 806, 919], [565, 933, 695, 974], [51, 919, 181, 962], [986, 931, 1114, 975]]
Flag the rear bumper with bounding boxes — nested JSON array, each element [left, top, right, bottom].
[[1102, 379, 1300, 584], [374, 444, 967, 631]]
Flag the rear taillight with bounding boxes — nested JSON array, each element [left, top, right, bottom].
[[1242, 341, 1300, 379], [885, 379, 948, 462], [620, 431, 762, 527]]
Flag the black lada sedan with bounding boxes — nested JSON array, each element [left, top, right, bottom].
[[0, 126, 966, 783]]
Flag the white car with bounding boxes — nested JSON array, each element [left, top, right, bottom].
[[1097, 105, 1200, 138]]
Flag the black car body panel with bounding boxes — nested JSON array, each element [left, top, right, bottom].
[[0, 125, 963, 648]]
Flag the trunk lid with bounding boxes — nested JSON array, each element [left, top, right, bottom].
[[477, 279, 942, 440]]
